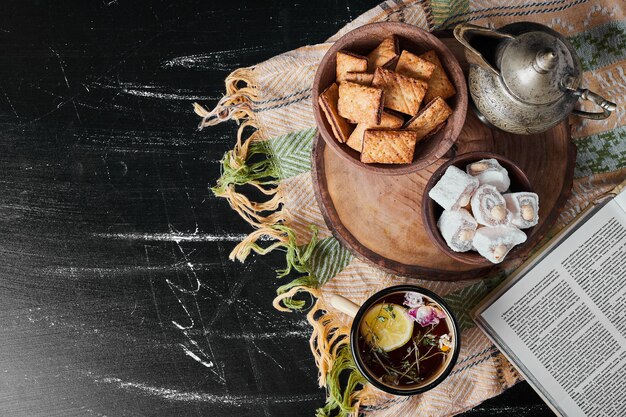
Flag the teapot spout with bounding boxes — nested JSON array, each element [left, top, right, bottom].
[[454, 23, 514, 76]]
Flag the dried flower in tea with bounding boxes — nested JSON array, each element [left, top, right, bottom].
[[403, 291, 424, 308], [408, 305, 447, 327]]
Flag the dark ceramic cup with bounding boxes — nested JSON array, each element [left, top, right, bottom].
[[330, 285, 460, 395]]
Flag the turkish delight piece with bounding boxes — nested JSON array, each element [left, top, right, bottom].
[[472, 226, 527, 264], [504, 192, 539, 229], [437, 209, 478, 252], [428, 166, 479, 210], [466, 158, 511, 192], [471, 184, 511, 227]]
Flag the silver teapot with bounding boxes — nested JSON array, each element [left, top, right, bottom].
[[454, 22, 616, 135]]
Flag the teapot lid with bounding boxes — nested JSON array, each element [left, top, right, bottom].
[[499, 31, 578, 105]]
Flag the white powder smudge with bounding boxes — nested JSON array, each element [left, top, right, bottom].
[[86, 80, 219, 101], [162, 46, 265, 70], [162, 54, 217, 69], [181, 344, 214, 368], [44, 264, 216, 275], [203, 329, 310, 340], [92, 232, 271, 242], [97, 376, 320, 405], [122, 88, 214, 101]]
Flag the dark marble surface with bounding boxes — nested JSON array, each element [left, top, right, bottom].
[[0, 1, 555, 416]]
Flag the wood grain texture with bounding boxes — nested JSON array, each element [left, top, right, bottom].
[[313, 113, 574, 279], [312, 34, 575, 280], [312, 24, 468, 175], [0, 1, 555, 416]]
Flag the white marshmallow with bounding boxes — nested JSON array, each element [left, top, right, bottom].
[[504, 192, 539, 229], [471, 184, 511, 227], [472, 226, 527, 264], [466, 158, 510, 192], [429, 166, 479, 210], [437, 209, 478, 252]]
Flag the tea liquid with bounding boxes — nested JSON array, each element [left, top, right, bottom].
[[357, 292, 452, 387]]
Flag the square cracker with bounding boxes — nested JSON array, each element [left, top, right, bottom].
[[367, 36, 399, 71], [318, 83, 353, 143], [338, 81, 384, 125], [405, 97, 453, 140], [346, 111, 404, 152], [372, 67, 428, 116], [419, 50, 456, 102], [361, 130, 418, 164], [336, 51, 368, 82], [395, 50, 436, 81], [343, 72, 375, 86]]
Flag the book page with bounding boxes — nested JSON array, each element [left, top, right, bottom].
[[479, 191, 626, 417]]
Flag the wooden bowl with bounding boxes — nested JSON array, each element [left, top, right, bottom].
[[312, 22, 468, 175], [422, 152, 535, 266]]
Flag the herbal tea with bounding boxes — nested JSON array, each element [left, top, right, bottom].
[[357, 291, 454, 388]]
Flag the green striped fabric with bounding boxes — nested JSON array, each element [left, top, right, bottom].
[[574, 126, 626, 177], [443, 277, 502, 331], [309, 237, 353, 286], [569, 20, 626, 71], [431, 0, 469, 29], [267, 127, 317, 179]]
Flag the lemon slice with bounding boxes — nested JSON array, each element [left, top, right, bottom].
[[359, 303, 413, 352]]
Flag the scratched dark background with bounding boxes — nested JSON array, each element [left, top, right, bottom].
[[0, 1, 554, 416]]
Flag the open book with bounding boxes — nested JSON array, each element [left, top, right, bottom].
[[472, 184, 626, 417]]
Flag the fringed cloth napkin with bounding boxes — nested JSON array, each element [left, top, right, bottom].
[[195, 1, 626, 415]]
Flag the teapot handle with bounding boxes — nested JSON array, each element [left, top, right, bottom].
[[453, 23, 514, 76], [571, 88, 617, 120]]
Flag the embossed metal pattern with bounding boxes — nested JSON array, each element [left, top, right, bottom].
[[457, 21, 616, 134]]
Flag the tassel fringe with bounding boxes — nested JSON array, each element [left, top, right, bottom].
[[196, 66, 283, 230], [306, 297, 379, 417], [194, 67, 259, 129], [197, 66, 372, 417]]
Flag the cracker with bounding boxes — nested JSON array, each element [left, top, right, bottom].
[[395, 50, 436, 81], [419, 50, 456, 102], [361, 130, 418, 164], [318, 83, 353, 143], [336, 51, 368, 82], [346, 111, 404, 152], [338, 81, 384, 125], [405, 97, 453, 140], [372, 67, 428, 116], [367, 36, 399, 71], [343, 72, 375, 86]]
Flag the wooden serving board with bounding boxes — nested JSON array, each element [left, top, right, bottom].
[[311, 37, 576, 281]]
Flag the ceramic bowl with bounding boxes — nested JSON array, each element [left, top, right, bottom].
[[312, 22, 468, 175], [422, 151, 534, 266], [313, 22, 467, 175]]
